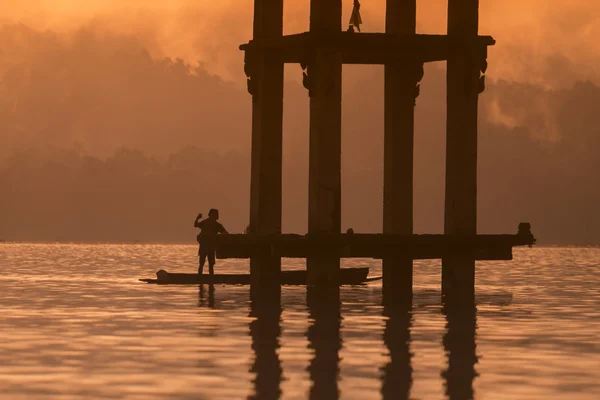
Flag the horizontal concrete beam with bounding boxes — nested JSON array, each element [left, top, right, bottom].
[[214, 230, 535, 260], [240, 32, 494, 64]]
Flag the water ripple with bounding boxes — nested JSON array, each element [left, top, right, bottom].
[[0, 244, 598, 399]]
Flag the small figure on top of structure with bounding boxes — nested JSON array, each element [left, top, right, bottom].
[[347, 0, 363, 32]]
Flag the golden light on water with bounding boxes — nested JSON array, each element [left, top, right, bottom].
[[1, 244, 599, 398]]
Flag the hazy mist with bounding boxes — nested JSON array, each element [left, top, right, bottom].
[[1, 2, 599, 244]]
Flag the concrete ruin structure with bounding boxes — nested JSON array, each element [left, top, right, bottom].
[[221, 0, 534, 300]]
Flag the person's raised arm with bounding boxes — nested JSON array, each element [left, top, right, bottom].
[[194, 213, 203, 228]]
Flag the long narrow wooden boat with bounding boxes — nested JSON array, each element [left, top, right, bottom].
[[139, 267, 381, 285]]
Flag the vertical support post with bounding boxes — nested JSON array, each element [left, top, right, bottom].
[[307, 0, 343, 286], [248, 0, 284, 286], [443, 0, 480, 300], [383, 0, 419, 304]]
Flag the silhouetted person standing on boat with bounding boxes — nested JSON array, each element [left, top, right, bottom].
[[194, 209, 228, 275]]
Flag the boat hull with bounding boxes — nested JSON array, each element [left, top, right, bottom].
[[139, 267, 378, 285]]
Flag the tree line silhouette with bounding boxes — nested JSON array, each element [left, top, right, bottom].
[[0, 23, 599, 243]]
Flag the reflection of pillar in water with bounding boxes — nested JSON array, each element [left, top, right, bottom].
[[441, 301, 478, 400], [248, 285, 283, 400], [307, 286, 342, 400], [380, 302, 413, 400]]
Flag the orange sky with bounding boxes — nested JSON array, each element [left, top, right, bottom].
[[0, 1, 599, 242], [1, 0, 599, 86]]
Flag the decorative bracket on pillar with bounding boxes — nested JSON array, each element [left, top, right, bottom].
[[244, 48, 258, 98], [412, 62, 425, 105], [299, 52, 337, 98], [300, 54, 334, 98], [478, 48, 488, 94], [465, 45, 489, 95], [300, 59, 313, 97]]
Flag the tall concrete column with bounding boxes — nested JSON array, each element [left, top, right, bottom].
[[443, 0, 480, 299], [383, 0, 419, 303], [248, 0, 284, 285], [307, 0, 343, 286]]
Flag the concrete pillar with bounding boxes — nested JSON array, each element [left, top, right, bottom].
[[443, 0, 480, 297], [249, 0, 284, 285], [307, 0, 343, 286], [383, 0, 418, 302]]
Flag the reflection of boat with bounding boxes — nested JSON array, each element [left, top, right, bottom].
[[139, 268, 381, 285]]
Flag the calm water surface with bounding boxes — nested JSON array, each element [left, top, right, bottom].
[[0, 244, 599, 399]]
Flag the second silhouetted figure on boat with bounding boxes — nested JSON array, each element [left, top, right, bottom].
[[194, 209, 228, 276]]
